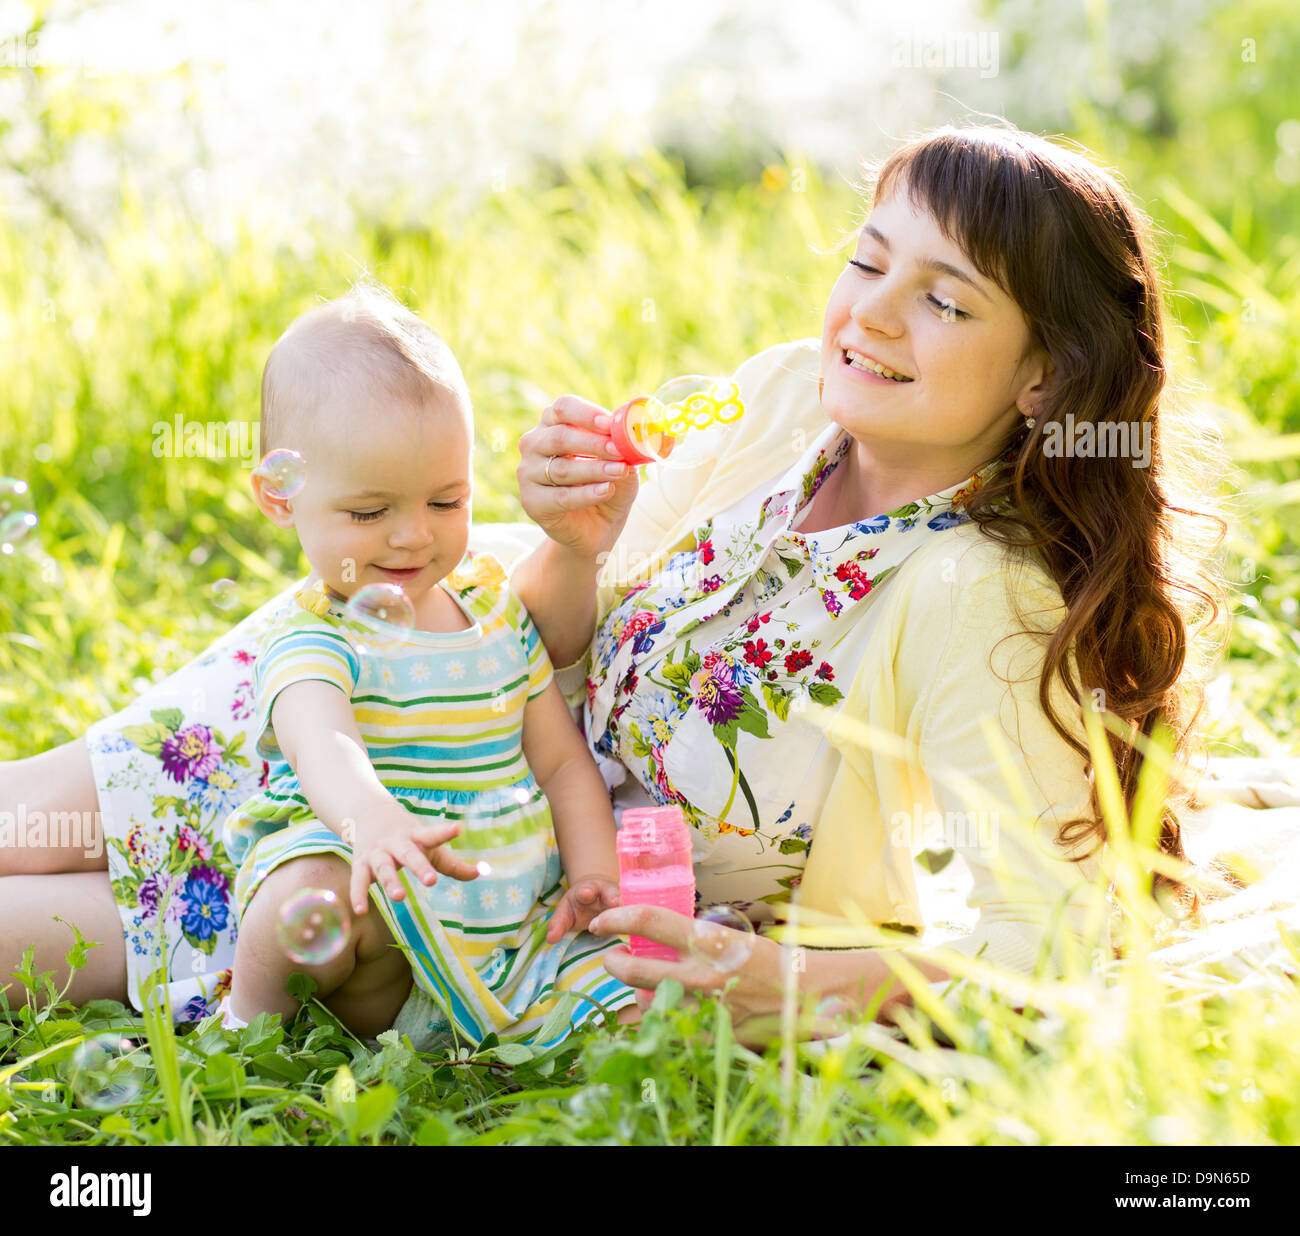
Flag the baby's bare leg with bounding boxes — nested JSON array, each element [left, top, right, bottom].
[[229, 853, 412, 1038], [0, 871, 128, 1010], [0, 738, 106, 876]]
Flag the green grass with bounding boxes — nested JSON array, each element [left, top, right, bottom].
[[1, 128, 1298, 1143]]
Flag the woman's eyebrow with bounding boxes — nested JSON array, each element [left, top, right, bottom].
[[861, 224, 994, 304]]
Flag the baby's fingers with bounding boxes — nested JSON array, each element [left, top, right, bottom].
[[411, 821, 462, 850], [430, 848, 482, 882], [396, 842, 438, 889], [546, 898, 576, 944], [372, 855, 406, 903], [349, 858, 372, 916]]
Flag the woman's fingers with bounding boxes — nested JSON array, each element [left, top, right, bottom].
[[589, 903, 694, 950], [600, 944, 726, 994], [534, 451, 629, 490]]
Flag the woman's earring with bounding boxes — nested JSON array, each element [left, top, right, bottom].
[[1025, 408, 1036, 429]]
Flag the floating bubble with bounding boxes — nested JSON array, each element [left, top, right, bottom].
[[812, 995, 857, 1038], [476, 860, 493, 877], [276, 887, 352, 965], [687, 904, 757, 972], [254, 448, 307, 499], [210, 578, 238, 610], [568, 1083, 614, 1123], [68, 1034, 146, 1111], [0, 510, 37, 553], [0, 477, 29, 505], [346, 583, 416, 653]]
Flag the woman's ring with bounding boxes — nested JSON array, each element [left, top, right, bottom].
[[544, 455, 557, 486]]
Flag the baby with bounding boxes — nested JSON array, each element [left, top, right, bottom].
[[219, 284, 637, 1049]]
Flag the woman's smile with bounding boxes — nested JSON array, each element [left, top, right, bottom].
[[840, 347, 915, 384]]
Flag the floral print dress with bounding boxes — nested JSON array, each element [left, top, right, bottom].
[[585, 419, 993, 925]]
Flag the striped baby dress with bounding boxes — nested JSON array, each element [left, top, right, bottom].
[[222, 551, 636, 1047]]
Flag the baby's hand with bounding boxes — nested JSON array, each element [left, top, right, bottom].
[[546, 874, 621, 944], [346, 809, 482, 916]]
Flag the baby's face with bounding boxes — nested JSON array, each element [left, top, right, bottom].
[[275, 391, 473, 604]]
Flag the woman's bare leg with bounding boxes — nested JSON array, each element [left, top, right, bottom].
[[0, 872, 128, 1009], [0, 737, 107, 876]]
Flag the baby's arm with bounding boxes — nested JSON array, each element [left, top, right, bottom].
[[271, 680, 480, 914], [521, 680, 621, 939]]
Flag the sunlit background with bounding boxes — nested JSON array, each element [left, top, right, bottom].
[[6, 0, 1296, 239], [1, 0, 1297, 751]]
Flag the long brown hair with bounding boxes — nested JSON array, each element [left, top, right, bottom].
[[867, 124, 1230, 928]]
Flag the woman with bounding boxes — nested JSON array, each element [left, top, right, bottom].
[[0, 124, 1232, 1042]]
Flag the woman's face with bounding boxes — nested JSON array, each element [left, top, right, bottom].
[[819, 185, 1049, 477]]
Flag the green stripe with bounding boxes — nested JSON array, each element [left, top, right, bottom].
[[351, 677, 528, 707]]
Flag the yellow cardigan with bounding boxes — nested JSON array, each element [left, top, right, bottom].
[[551, 338, 1109, 983]]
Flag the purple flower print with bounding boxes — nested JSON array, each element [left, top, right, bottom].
[[139, 871, 186, 924], [689, 651, 746, 725], [190, 863, 230, 895], [159, 724, 221, 784], [138, 872, 163, 921], [821, 589, 843, 618], [179, 995, 211, 1023], [699, 575, 725, 594], [631, 618, 665, 657]]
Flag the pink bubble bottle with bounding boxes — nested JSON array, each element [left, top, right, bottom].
[[616, 806, 696, 962]]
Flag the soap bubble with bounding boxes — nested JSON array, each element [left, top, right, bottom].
[[211, 578, 238, 610], [0, 477, 29, 504], [0, 510, 37, 553], [687, 904, 757, 972], [254, 449, 307, 499], [812, 996, 857, 1038], [568, 1083, 615, 1124], [346, 583, 416, 653], [277, 887, 351, 965], [68, 1034, 147, 1111]]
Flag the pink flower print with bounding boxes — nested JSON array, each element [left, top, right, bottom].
[[177, 823, 213, 860], [618, 611, 658, 650]]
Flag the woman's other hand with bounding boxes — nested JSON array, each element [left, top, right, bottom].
[[517, 395, 640, 562], [589, 903, 785, 1047]]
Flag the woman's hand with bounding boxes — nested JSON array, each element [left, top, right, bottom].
[[589, 904, 785, 1045], [517, 395, 640, 562]]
